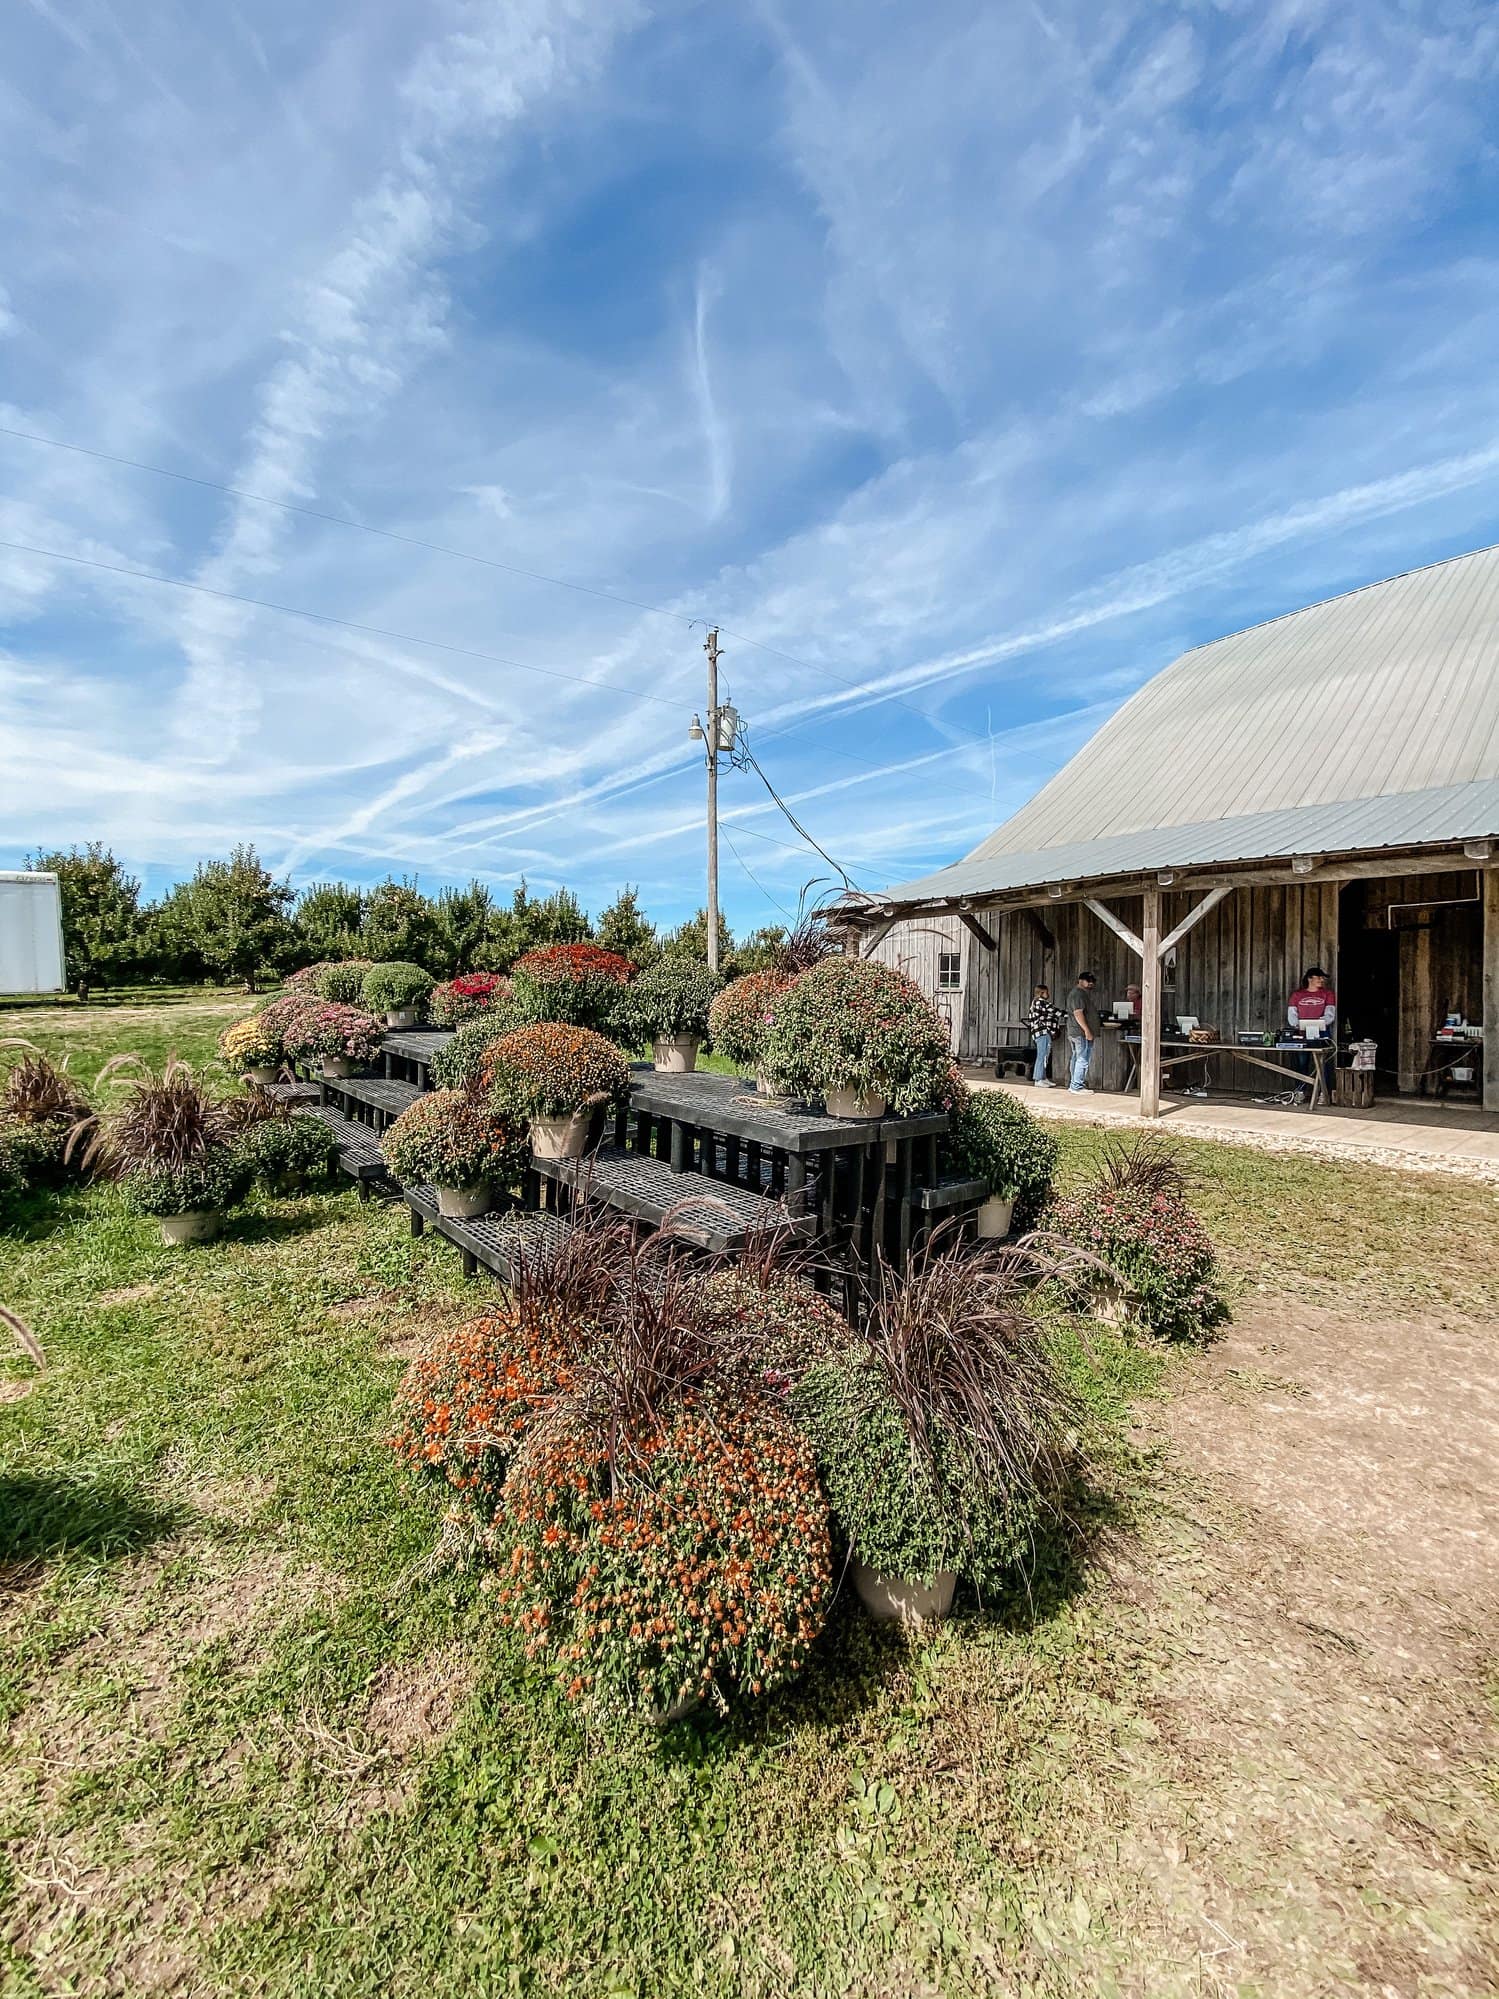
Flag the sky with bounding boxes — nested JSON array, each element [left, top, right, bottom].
[[3, 0, 1499, 931]]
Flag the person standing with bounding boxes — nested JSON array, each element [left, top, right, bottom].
[[1023, 983, 1065, 1086], [1287, 966, 1336, 1035], [1065, 970, 1102, 1092]]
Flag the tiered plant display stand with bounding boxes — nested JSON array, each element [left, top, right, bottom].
[[295, 1035, 987, 1295]]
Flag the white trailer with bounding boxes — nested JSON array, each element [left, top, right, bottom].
[[0, 872, 67, 994]]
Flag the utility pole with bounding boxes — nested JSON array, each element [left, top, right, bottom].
[[704, 627, 721, 974]]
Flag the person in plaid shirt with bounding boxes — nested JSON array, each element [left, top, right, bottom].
[[1023, 983, 1065, 1086]]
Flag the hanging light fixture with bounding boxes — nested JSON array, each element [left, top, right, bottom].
[[688, 714, 705, 743]]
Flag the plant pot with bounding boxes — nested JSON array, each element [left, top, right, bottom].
[[652, 1035, 701, 1073], [976, 1193, 1015, 1239], [159, 1210, 220, 1247], [385, 1008, 418, 1030], [643, 1690, 700, 1726], [852, 1559, 956, 1625], [244, 1066, 277, 1086], [825, 1084, 886, 1120], [755, 1068, 778, 1096], [531, 1111, 591, 1161], [436, 1183, 491, 1219], [321, 1055, 353, 1078], [1088, 1278, 1131, 1328]]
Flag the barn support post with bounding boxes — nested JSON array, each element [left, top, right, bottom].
[[1484, 867, 1499, 1111], [1140, 888, 1162, 1118]]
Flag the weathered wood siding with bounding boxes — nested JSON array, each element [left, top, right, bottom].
[[871, 884, 1342, 1083]]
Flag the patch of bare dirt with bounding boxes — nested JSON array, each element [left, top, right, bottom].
[[96, 1283, 158, 1308], [1110, 1298, 1499, 1996], [364, 1641, 477, 1756]]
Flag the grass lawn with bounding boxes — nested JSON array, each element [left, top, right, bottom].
[[2, 1002, 1496, 1996]]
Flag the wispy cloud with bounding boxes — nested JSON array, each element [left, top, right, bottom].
[[3, 0, 1499, 927]]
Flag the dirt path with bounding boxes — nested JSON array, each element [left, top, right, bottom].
[[1110, 1299, 1499, 1995]]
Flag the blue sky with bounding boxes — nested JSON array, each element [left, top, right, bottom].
[[3, 0, 1499, 928]]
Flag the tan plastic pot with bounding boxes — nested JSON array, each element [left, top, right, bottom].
[[436, 1183, 491, 1219], [652, 1035, 701, 1073], [385, 1008, 418, 1030], [531, 1111, 592, 1161], [755, 1068, 779, 1096], [159, 1210, 220, 1247], [643, 1690, 700, 1726], [825, 1084, 887, 1120], [321, 1055, 353, 1078], [976, 1193, 1015, 1239], [851, 1559, 956, 1625], [244, 1066, 277, 1086]]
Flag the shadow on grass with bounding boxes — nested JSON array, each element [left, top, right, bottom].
[[0, 1473, 186, 1563], [226, 1204, 336, 1246], [659, 1488, 1127, 1767]]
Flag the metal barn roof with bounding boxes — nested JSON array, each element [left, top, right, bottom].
[[876, 544, 1499, 907]]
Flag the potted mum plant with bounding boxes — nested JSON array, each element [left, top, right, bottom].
[[282, 1001, 383, 1079], [71, 1056, 251, 1246], [314, 959, 372, 1005], [946, 1089, 1059, 1238], [428, 971, 512, 1028], [219, 1011, 283, 1085], [510, 944, 636, 1037], [361, 960, 435, 1029], [764, 957, 954, 1118], [430, 1011, 523, 1091], [706, 969, 794, 1091], [627, 956, 722, 1071], [231, 1102, 340, 1194], [791, 1238, 1080, 1623], [494, 1226, 831, 1721], [1044, 1139, 1226, 1340], [381, 1088, 526, 1217], [482, 1023, 630, 1161]]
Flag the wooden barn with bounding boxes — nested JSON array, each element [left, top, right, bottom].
[[839, 546, 1499, 1115]]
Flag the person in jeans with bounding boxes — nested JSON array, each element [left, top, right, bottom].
[[1065, 970, 1101, 1091], [1023, 983, 1065, 1086]]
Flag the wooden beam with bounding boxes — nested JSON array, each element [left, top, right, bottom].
[[1397, 921, 1433, 1094], [1139, 888, 1162, 1118], [1084, 896, 1144, 960], [1157, 882, 1234, 962], [959, 911, 997, 953], [1024, 908, 1056, 953], [1485, 868, 1499, 1112], [860, 916, 898, 959]]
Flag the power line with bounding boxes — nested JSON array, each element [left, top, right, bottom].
[[720, 826, 797, 920], [0, 421, 996, 745], [730, 727, 869, 894], [0, 536, 685, 711]]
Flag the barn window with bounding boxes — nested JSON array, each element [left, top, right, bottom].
[[937, 950, 962, 991]]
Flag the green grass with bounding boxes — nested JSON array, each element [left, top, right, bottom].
[[1, 990, 254, 1094], [3, 1004, 1497, 1994]]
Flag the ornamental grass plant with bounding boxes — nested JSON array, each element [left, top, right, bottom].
[[0, 1047, 93, 1208], [380, 1089, 527, 1193], [481, 1023, 630, 1122], [706, 969, 795, 1072], [494, 1224, 832, 1718], [428, 972, 513, 1028], [763, 957, 957, 1114], [791, 1234, 1083, 1594], [361, 961, 435, 1017], [69, 1056, 251, 1221], [510, 944, 636, 1037]]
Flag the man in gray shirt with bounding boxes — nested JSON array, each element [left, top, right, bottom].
[[1065, 970, 1101, 1092]]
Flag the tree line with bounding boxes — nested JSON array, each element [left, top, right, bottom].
[[28, 844, 791, 1000]]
